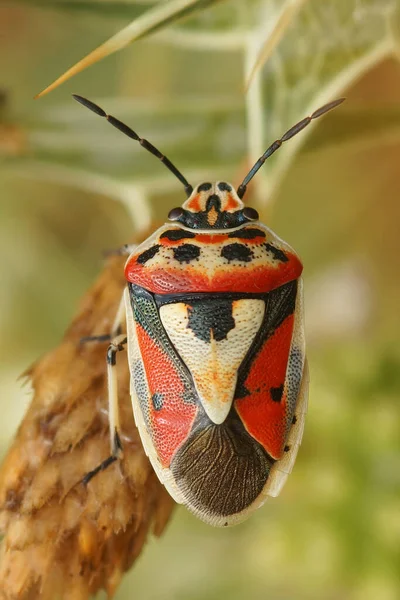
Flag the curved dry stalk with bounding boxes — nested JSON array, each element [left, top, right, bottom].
[[35, 0, 226, 98], [244, 0, 308, 92], [0, 242, 174, 600]]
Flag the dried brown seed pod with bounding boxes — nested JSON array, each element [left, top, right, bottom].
[[0, 247, 175, 600]]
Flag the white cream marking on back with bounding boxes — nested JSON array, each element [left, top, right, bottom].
[[160, 299, 265, 424]]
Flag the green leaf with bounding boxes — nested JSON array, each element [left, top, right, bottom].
[[12, 0, 400, 222], [243, 0, 400, 204], [245, 0, 308, 91]]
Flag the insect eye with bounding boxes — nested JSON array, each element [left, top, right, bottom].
[[242, 207, 259, 221], [168, 207, 184, 221]]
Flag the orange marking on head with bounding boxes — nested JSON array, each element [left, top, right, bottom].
[[224, 194, 240, 211], [207, 206, 218, 226], [187, 195, 201, 212]]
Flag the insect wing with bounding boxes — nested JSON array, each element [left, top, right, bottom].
[[235, 278, 305, 458], [124, 285, 197, 502]]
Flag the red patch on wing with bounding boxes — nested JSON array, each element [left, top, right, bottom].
[[235, 314, 295, 460], [125, 253, 302, 294], [136, 324, 197, 467]]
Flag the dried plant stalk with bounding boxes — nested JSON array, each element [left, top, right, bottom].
[[0, 248, 175, 600]]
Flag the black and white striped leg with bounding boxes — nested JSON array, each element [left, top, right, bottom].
[[83, 333, 127, 485]]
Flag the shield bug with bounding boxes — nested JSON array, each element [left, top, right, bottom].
[[74, 94, 344, 526]]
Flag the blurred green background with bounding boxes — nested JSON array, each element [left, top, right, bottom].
[[1, 1, 399, 599]]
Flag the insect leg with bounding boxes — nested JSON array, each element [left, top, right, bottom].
[[110, 291, 127, 337], [106, 333, 127, 455], [80, 291, 126, 344], [83, 333, 127, 485], [104, 243, 137, 257]]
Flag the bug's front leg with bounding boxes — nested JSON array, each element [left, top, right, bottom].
[[83, 333, 127, 485], [104, 243, 137, 258], [81, 290, 126, 344]]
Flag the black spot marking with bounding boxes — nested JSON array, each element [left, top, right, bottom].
[[217, 182, 232, 192], [221, 243, 253, 263], [206, 194, 221, 211], [264, 243, 289, 263], [187, 299, 235, 343], [292, 415, 297, 425], [198, 182, 212, 192], [173, 244, 201, 263], [160, 229, 196, 241], [270, 384, 284, 402], [152, 393, 164, 411], [177, 207, 248, 230], [284, 445, 290, 452], [137, 244, 160, 264], [228, 228, 266, 240]]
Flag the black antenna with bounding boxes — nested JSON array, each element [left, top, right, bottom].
[[237, 97, 345, 199], [72, 94, 193, 197]]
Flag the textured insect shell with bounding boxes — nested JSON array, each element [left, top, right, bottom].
[[123, 221, 308, 526], [123, 221, 303, 295]]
